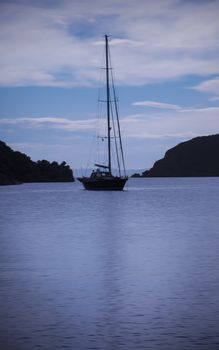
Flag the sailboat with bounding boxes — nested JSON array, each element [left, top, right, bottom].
[[77, 35, 128, 191]]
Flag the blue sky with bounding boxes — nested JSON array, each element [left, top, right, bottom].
[[0, 0, 219, 171]]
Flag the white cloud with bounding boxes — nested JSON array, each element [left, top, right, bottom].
[[210, 96, 219, 101], [1, 105, 219, 140], [120, 106, 219, 139], [1, 0, 219, 87], [0, 117, 97, 131], [192, 77, 219, 101], [193, 78, 219, 93], [132, 100, 181, 110]]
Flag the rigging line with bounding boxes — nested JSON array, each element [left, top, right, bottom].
[[107, 38, 121, 176], [110, 100, 121, 176], [109, 48, 127, 177], [111, 79, 126, 176]]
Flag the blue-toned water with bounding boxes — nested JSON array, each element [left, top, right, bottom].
[[0, 178, 219, 350]]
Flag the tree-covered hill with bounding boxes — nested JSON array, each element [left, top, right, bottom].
[[0, 140, 74, 185], [142, 134, 219, 177]]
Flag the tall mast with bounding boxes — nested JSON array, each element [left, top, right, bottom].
[[105, 35, 111, 175]]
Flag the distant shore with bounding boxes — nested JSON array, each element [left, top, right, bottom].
[[1, 134, 219, 185]]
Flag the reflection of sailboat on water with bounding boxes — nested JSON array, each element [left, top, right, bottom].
[[78, 35, 128, 191]]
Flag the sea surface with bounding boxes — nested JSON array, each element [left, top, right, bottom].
[[0, 178, 219, 350]]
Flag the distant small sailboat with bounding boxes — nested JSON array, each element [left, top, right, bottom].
[[78, 35, 128, 191]]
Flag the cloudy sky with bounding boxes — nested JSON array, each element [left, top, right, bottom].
[[0, 0, 219, 171]]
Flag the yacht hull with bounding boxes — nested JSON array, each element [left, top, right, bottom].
[[77, 177, 128, 191]]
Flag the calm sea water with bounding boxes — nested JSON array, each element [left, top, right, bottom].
[[0, 178, 219, 350]]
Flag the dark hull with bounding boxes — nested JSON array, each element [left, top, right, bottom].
[[77, 177, 128, 191]]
